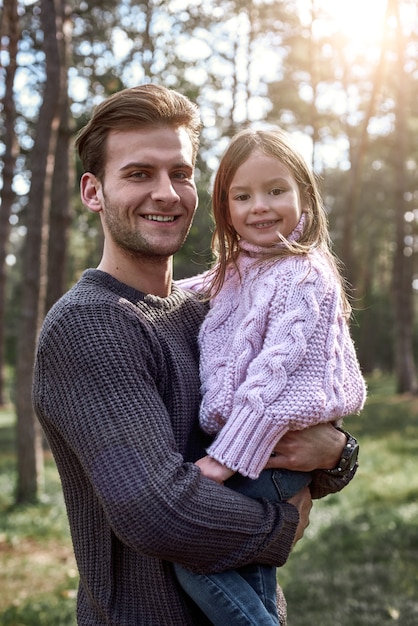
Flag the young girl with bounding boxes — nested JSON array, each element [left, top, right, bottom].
[[175, 128, 366, 625]]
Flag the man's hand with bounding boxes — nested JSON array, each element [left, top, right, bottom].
[[195, 455, 236, 484], [287, 486, 312, 545], [265, 423, 346, 472]]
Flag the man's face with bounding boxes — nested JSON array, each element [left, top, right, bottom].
[[84, 126, 198, 259]]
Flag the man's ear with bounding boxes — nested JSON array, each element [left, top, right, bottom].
[[80, 173, 103, 213]]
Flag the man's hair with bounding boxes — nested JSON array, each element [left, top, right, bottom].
[[75, 84, 202, 180]]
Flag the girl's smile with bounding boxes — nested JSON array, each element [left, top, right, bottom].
[[228, 150, 308, 247]]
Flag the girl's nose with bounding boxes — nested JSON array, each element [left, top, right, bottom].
[[251, 195, 269, 213]]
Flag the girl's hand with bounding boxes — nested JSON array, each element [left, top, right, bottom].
[[195, 455, 236, 484]]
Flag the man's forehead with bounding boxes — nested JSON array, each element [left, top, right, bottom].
[[106, 126, 194, 163]]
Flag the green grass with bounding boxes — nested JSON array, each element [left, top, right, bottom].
[[1, 373, 418, 625], [279, 373, 418, 625], [0, 407, 77, 626]]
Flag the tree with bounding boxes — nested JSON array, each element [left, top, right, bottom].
[[15, 0, 64, 503], [0, 0, 19, 406], [338, 1, 392, 289], [391, 0, 417, 392], [45, 0, 73, 314]]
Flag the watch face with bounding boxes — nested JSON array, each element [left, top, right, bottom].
[[348, 442, 359, 470], [326, 431, 359, 475]]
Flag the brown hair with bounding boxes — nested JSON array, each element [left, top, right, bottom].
[[209, 128, 350, 315], [75, 84, 202, 181]]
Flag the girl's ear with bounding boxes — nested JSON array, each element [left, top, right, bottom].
[[80, 173, 103, 213]]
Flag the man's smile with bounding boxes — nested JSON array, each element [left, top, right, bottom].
[[143, 215, 178, 222]]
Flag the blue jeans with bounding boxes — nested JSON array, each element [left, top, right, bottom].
[[174, 468, 311, 626]]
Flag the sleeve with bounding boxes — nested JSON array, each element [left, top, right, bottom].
[[175, 269, 211, 293], [205, 260, 366, 479], [33, 300, 299, 574], [310, 465, 358, 500]]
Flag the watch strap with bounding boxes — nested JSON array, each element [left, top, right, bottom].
[[325, 428, 359, 476]]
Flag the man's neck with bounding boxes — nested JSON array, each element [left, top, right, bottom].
[[97, 252, 173, 298]]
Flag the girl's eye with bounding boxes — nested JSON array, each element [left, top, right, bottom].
[[270, 188, 284, 196], [234, 194, 249, 201]]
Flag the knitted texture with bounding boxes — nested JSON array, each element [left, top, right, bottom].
[[33, 269, 300, 625], [195, 245, 366, 479]]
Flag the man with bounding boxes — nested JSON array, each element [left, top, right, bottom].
[[33, 84, 358, 625]]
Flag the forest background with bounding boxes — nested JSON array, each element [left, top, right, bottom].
[[0, 0, 417, 511]]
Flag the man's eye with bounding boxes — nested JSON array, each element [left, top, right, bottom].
[[172, 172, 187, 180], [130, 171, 147, 179]]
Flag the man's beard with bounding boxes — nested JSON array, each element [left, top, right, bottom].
[[102, 198, 191, 260]]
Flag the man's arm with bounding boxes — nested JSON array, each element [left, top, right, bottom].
[[195, 455, 312, 548]]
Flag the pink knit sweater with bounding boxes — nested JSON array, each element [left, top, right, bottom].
[[178, 239, 366, 479]]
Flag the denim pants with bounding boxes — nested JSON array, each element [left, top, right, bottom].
[[174, 468, 311, 626]]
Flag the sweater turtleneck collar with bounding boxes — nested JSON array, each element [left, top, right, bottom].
[[238, 213, 306, 257]]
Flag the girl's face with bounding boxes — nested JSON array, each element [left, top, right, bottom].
[[227, 149, 308, 247]]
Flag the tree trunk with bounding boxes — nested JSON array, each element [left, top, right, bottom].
[[15, 0, 63, 503], [391, 0, 417, 393], [0, 0, 19, 406], [340, 0, 391, 288], [45, 2, 73, 314], [308, 0, 320, 170]]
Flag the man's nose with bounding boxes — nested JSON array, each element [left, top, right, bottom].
[[151, 173, 180, 204]]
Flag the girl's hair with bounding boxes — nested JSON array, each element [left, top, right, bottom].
[[75, 84, 202, 181], [209, 127, 351, 315]]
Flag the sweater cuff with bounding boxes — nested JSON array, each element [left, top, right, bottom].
[[207, 413, 289, 479], [255, 500, 299, 568]]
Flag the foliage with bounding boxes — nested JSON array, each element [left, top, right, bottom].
[[3, 0, 417, 381], [0, 0, 418, 371], [1, 376, 418, 624]]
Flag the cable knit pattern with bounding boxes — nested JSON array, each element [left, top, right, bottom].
[[33, 269, 302, 625], [192, 240, 366, 479]]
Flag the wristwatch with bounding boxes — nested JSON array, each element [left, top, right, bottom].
[[325, 428, 359, 475]]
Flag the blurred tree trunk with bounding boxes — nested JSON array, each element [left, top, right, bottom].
[[0, 0, 19, 406], [340, 0, 390, 289], [45, 1, 73, 314], [391, 0, 417, 393], [15, 0, 64, 503], [307, 0, 320, 169]]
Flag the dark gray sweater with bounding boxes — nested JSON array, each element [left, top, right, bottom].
[[33, 269, 303, 625]]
